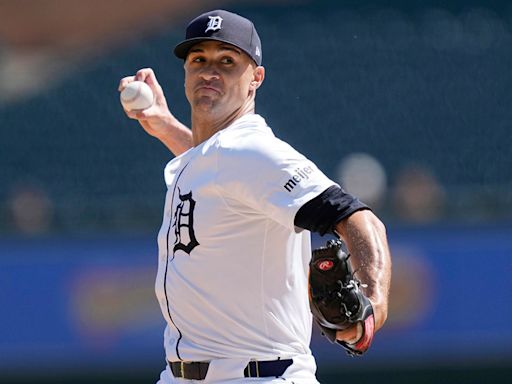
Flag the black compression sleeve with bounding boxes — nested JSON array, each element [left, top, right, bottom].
[[294, 185, 370, 236]]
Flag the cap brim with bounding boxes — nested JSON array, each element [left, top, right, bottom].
[[173, 37, 259, 65], [174, 37, 211, 59]]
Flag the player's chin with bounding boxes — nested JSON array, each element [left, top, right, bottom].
[[194, 91, 221, 101], [192, 97, 219, 111]]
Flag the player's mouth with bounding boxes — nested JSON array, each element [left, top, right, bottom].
[[195, 82, 222, 94]]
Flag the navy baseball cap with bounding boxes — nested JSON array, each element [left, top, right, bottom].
[[174, 10, 262, 65]]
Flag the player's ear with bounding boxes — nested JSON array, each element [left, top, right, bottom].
[[250, 66, 265, 90]]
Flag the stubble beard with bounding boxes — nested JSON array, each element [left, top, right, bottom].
[[192, 95, 221, 115]]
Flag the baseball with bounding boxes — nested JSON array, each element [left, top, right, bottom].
[[120, 81, 154, 111]]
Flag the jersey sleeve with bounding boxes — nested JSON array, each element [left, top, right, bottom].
[[294, 185, 370, 235], [214, 132, 336, 231]]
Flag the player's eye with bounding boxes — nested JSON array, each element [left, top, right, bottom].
[[220, 57, 234, 64], [189, 56, 205, 63]]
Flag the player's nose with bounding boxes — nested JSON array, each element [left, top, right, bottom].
[[199, 64, 220, 81]]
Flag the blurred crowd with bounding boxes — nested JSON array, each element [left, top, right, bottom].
[[1, 0, 511, 235]]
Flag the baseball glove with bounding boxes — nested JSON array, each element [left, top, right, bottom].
[[309, 239, 375, 356]]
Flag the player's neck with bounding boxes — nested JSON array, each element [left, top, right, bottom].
[[191, 101, 255, 146]]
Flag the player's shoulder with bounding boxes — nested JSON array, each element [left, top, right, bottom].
[[215, 114, 304, 161], [217, 113, 273, 145]]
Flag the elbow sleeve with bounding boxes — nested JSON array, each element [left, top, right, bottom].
[[294, 185, 370, 235]]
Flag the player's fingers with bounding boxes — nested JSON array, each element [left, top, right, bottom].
[[135, 68, 156, 82], [124, 109, 138, 119], [125, 109, 144, 120], [124, 107, 154, 120], [137, 68, 165, 99], [335, 324, 360, 343], [134, 111, 150, 120], [123, 69, 166, 112], [143, 69, 161, 88], [136, 68, 163, 90], [118, 76, 136, 91]]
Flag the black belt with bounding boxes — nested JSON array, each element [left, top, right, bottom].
[[169, 359, 293, 380]]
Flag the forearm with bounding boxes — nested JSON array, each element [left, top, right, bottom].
[[334, 210, 391, 331], [152, 115, 193, 157]]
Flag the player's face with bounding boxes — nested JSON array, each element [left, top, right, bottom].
[[184, 41, 262, 115]]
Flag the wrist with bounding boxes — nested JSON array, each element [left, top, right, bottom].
[[369, 299, 388, 331], [150, 113, 178, 138]]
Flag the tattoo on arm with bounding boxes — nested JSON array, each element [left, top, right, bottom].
[[334, 210, 392, 329]]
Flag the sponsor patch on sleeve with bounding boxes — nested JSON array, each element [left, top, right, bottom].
[[280, 163, 321, 197]]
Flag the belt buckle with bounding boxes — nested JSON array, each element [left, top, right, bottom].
[[247, 360, 260, 378], [180, 361, 185, 378]]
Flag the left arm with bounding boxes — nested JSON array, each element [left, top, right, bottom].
[[294, 184, 391, 347], [334, 209, 391, 340]]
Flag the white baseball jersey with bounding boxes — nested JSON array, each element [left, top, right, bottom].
[[155, 114, 335, 380]]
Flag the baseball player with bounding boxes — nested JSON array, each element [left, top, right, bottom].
[[119, 10, 391, 384]]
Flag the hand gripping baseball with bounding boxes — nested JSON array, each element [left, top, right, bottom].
[[309, 239, 375, 356], [118, 68, 193, 156]]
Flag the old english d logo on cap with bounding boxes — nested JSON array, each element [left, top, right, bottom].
[[174, 9, 263, 66], [205, 16, 223, 33]]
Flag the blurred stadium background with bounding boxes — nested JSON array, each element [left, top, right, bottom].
[[1, 0, 511, 383]]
